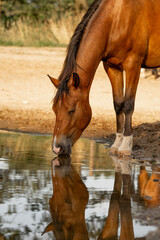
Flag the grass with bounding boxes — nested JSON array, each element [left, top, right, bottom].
[[0, 14, 83, 47], [0, 22, 57, 47]]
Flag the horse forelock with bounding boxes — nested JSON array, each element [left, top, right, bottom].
[[53, 0, 103, 104]]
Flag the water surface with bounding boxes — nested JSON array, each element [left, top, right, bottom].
[[0, 131, 159, 240]]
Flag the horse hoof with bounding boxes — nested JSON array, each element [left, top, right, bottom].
[[109, 147, 118, 155], [118, 149, 132, 157], [117, 135, 133, 157]]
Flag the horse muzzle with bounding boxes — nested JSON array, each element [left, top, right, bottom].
[[52, 136, 72, 156]]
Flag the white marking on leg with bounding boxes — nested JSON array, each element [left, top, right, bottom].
[[110, 133, 123, 154], [110, 155, 122, 172], [119, 158, 132, 175], [118, 135, 133, 156]]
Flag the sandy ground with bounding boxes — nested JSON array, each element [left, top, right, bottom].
[[0, 46, 160, 160]]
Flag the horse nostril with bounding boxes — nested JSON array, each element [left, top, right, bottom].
[[52, 144, 61, 155]]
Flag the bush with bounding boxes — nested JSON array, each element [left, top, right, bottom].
[[0, 0, 94, 46]]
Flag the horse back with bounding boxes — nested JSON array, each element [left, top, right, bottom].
[[97, 0, 160, 68]]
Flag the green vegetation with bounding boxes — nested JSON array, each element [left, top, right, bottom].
[[0, 0, 94, 47]]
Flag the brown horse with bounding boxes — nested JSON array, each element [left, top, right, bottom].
[[49, 0, 160, 156]]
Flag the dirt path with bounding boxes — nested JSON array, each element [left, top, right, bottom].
[[0, 47, 160, 160]]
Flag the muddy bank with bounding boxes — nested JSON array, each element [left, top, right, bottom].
[[0, 108, 160, 161]]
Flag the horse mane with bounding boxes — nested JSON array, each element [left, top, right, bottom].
[[54, 0, 102, 103]]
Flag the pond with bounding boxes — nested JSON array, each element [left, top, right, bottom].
[[0, 131, 159, 240]]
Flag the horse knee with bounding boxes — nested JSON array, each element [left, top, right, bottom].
[[124, 98, 134, 115], [114, 101, 124, 115]]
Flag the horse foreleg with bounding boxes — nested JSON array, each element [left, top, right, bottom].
[[103, 63, 124, 154], [118, 61, 141, 156]]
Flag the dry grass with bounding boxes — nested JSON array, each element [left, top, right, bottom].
[[49, 14, 84, 44], [0, 13, 85, 47], [0, 21, 57, 47]]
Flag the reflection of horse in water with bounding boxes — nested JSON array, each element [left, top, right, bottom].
[[43, 156, 159, 239], [98, 157, 135, 240], [42, 157, 89, 240], [139, 165, 160, 207], [100, 157, 160, 240]]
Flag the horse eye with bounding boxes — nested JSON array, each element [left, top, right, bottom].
[[68, 109, 75, 115]]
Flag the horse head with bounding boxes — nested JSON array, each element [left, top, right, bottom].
[[49, 73, 92, 155]]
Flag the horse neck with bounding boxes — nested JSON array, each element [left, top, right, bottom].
[[75, 44, 102, 92], [75, 6, 108, 90]]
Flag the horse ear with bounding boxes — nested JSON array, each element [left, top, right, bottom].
[[73, 72, 80, 89], [41, 222, 54, 236], [48, 75, 59, 88]]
